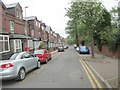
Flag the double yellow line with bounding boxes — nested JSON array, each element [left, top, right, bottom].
[[79, 58, 103, 89]]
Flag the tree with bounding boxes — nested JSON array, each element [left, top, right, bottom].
[[93, 8, 111, 51], [66, 0, 105, 58]]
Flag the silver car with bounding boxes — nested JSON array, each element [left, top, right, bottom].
[[0, 52, 41, 81]]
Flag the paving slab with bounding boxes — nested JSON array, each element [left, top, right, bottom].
[[80, 53, 119, 88]]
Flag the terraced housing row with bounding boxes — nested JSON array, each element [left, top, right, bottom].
[[0, 1, 66, 60]]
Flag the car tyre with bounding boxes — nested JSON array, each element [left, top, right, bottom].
[[45, 58, 48, 64], [49, 57, 51, 60], [16, 68, 26, 81]]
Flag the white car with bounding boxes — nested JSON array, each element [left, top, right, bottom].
[[76, 47, 79, 52]]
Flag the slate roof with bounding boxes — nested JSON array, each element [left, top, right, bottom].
[[5, 3, 18, 8]]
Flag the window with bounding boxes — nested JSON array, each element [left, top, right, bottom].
[[34, 50, 44, 54], [19, 12, 22, 19], [34, 41, 40, 49], [21, 53, 30, 59], [16, 10, 19, 18], [9, 53, 19, 60], [31, 30, 34, 37], [10, 21, 14, 33], [41, 26, 44, 30], [36, 21, 37, 26], [0, 35, 10, 54], [39, 23, 41, 27], [13, 39, 22, 52], [28, 40, 33, 49]]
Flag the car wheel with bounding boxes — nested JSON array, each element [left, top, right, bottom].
[[45, 58, 48, 64], [36, 61, 41, 69], [16, 68, 26, 81]]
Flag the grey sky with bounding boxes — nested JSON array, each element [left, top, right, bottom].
[[2, 0, 119, 38]]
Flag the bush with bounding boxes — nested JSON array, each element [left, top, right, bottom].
[[38, 42, 44, 49]]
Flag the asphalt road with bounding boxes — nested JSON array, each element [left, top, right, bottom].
[[2, 47, 94, 88]]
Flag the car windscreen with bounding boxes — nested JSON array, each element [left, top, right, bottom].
[[34, 50, 44, 54], [58, 47, 63, 49], [9, 53, 19, 60]]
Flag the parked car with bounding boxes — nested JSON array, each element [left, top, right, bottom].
[[78, 46, 90, 54], [58, 46, 64, 52], [34, 49, 51, 63], [64, 46, 69, 49], [73, 44, 77, 48], [76, 47, 79, 52], [0, 52, 41, 81]]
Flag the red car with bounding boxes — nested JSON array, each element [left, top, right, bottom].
[[34, 49, 51, 63]]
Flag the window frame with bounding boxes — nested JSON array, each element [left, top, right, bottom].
[[28, 40, 33, 49], [0, 35, 10, 54], [13, 39, 22, 52], [10, 20, 14, 33]]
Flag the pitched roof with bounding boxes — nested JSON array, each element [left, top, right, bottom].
[[0, 1, 7, 10], [5, 3, 18, 8]]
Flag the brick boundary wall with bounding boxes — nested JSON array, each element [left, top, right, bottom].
[[94, 45, 120, 59], [101, 45, 120, 58]]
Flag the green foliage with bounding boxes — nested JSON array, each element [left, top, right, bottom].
[[66, 36, 75, 45], [38, 42, 44, 49], [65, 1, 105, 45], [65, 1, 120, 52]]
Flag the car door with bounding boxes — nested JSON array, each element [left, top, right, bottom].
[[21, 53, 32, 72], [28, 53, 37, 68], [21, 52, 36, 72]]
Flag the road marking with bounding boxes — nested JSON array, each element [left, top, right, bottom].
[[81, 59, 103, 89], [84, 59, 112, 88], [79, 59, 96, 89]]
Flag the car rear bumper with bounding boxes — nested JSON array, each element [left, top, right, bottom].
[[0, 68, 18, 80], [79, 51, 90, 54], [58, 49, 64, 52], [40, 58, 46, 62], [0, 74, 17, 80]]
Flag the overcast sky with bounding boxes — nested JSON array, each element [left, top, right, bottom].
[[2, 0, 119, 38]]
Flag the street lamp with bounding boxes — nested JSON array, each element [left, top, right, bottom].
[[25, 6, 28, 35], [24, 6, 29, 51]]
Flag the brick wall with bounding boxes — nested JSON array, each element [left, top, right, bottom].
[[101, 45, 120, 58]]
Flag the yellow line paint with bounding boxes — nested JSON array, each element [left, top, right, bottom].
[[79, 59, 96, 89], [81, 59, 103, 89]]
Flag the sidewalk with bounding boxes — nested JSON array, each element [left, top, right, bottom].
[[50, 50, 58, 54], [80, 53, 119, 88]]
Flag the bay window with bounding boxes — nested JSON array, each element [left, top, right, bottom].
[[0, 35, 10, 54]]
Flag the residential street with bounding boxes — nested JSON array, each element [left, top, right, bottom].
[[2, 47, 105, 88], [1, 0, 119, 89]]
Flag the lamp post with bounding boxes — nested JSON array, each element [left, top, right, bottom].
[[25, 6, 28, 35], [24, 6, 29, 51]]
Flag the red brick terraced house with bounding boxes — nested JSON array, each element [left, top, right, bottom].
[[0, 1, 31, 60], [25, 16, 42, 52], [0, 1, 66, 60], [41, 23, 48, 49], [0, 1, 10, 60]]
